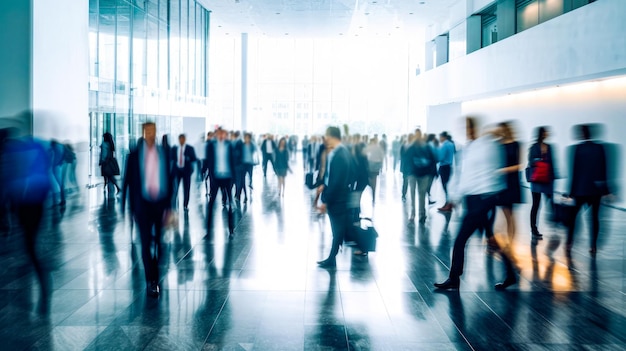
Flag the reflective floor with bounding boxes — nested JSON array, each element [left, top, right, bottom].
[[1, 157, 625, 350]]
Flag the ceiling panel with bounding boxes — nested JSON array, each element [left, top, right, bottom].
[[199, 0, 462, 37]]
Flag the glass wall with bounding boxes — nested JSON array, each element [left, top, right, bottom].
[[88, 0, 210, 174], [210, 35, 420, 136]]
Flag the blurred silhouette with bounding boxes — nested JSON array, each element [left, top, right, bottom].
[[566, 124, 611, 254], [406, 129, 437, 223], [365, 136, 384, 203], [494, 122, 522, 256], [434, 117, 518, 291], [204, 128, 235, 239], [317, 126, 354, 269], [100, 132, 121, 195], [0, 111, 53, 312], [171, 133, 197, 211], [122, 122, 173, 298], [273, 137, 291, 197], [527, 126, 557, 243], [437, 131, 456, 212]]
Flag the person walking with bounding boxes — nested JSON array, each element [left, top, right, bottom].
[[566, 124, 610, 254], [204, 128, 236, 239], [274, 137, 291, 197], [434, 117, 518, 290], [527, 126, 557, 242], [122, 122, 173, 298], [365, 137, 384, 203], [317, 126, 354, 268], [171, 134, 197, 211], [437, 131, 455, 212], [100, 132, 121, 195], [406, 129, 437, 223]]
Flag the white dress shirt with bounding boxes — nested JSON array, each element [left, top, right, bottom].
[[448, 134, 505, 202], [215, 141, 231, 178]]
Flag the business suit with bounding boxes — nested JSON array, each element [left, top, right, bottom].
[[567, 140, 609, 252], [204, 139, 236, 237], [171, 143, 197, 209], [320, 144, 353, 264], [260, 138, 277, 177], [122, 140, 173, 294]]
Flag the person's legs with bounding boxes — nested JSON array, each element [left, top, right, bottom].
[[502, 205, 516, 245], [417, 175, 429, 221], [530, 191, 542, 235], [369, 173, 378, 203], [449, 196, 487, 281], [401, 173, 408, 200], [589, 195, 601, 251], [439, 165, 451, 199], [172, 172, 182, 208], [326, 210, 350, 261], [566, 198, 584, 250], [182, 173, 191, 208], [207, 181, 219, 234], [408, 175, 417, 219], [262, 154, 269, 176]]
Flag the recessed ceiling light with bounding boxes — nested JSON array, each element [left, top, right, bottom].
[[419, 1, 425, 4], [396, 26, 400, 29], [339, 33, 343, 35], [284, 33, 289, 35], [409, 12, 413, 15], [364, 12, 370, 15], [218, 25, 222, 27], [276, 12, 280, 15]]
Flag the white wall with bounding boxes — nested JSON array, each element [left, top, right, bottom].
[[458, 76, 626, 207], [32, 0, 89, 143], [417, 0, 626, 105], [32, 0, 90, 188]]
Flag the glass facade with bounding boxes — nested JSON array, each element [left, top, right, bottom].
[[88, 0, 209, 173], [210, 36, 420, 136]]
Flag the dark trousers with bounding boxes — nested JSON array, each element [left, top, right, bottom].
[[530, 192, 553, 234], [16, 203, 48, 295], [174, 168, 192, 208], [235, 164, 254, 199], [207, 177, 234, 235], [262, 153, 274, 176], [401, 173, 409, 198], [326, 208, 351, 261], [439, 165, 452, 197], [136, 199, 166, 283], [449, 194, 516, 280], [567, 195, 601, 249]]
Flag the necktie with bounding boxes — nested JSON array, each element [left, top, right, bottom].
[[179, 146, 183, 168]]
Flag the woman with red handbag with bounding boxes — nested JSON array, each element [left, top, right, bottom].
[[527, 126, 557, 242]]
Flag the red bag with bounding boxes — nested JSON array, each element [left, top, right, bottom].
[[531, 161, 550, 183]]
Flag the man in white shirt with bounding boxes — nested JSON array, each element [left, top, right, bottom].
[[434, 117, 518, 290]]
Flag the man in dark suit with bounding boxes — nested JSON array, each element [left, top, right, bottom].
[[122, 122, 173, 298], [171, 134, 197, 211], [204, 128, 236, 239], [260, 134, 277, 177], [317, 126, 354, 268], [567, 124, 610, 254]]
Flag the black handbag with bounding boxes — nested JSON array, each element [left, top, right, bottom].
[[353, 218, 378, 252]]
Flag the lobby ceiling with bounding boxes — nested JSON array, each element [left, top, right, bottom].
[[199, 0, 461, 37]]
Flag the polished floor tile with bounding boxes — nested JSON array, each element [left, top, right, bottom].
[[1, 157, 625, 350]]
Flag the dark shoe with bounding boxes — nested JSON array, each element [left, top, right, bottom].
[[317, 259, 336, 268], [495, 276, 518, 290], [184, 206, 189, 212], [147, 281, 159, 298], [532, 232, 543, 241], [589, 247, 597, 254], [434, 278, 460, 290], [429, 200, 437, 205]]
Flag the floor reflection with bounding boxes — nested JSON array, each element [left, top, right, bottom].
[[0, 158, 624, 350]]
